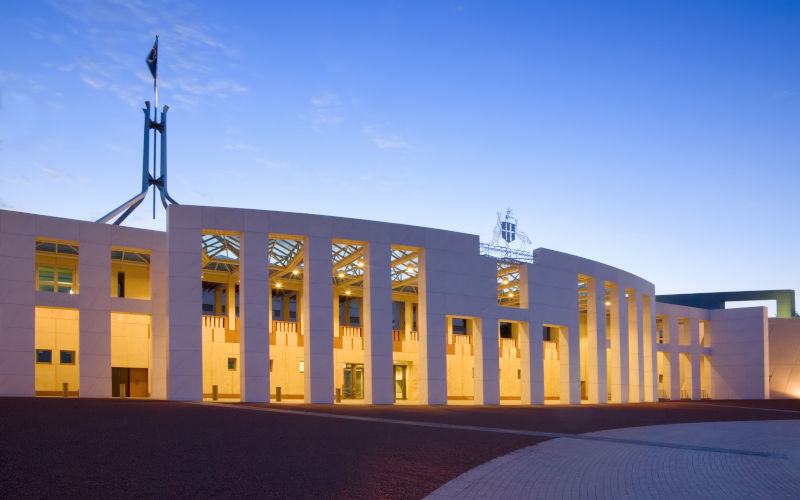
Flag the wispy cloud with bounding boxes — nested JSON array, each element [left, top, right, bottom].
[[41, 166, 83, 185], [308, 92, 344, 132], [254, 158, 287, 169], [44, 0, 246, 109], [363, 125, 412, 150]]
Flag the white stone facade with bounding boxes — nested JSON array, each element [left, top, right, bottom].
[[0, 206, 793, 403]]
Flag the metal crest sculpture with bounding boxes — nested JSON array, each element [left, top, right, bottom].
[[483, 208, 534, 263]]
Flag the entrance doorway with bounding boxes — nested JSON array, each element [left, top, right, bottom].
[[394, 364, 407, 400], [342, 363, 364, 399], [112, 367, 148, 397]]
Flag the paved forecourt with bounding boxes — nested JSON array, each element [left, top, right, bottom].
[[426, 419, 800, 499]]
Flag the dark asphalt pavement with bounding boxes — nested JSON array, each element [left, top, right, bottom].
[[0, 398, 797, 499]]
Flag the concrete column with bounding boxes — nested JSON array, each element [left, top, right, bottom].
[[475, 316, 499, 405], [150, 241, 169, 399], [607, 283, 621, 403], [167, 209, 202, 401], [363, 242, 393, 404], [523, 319, 545, 405], [641, 294, 655, 402], [240, 230, 269, 402], [417, 249, 446, 404], [617, 286, 629, 403], [0, 211, 35, 396], [668, 316, 680, 400], [635, 292, 645, 402], [78, 223, 112, 397], [593, 278, 608, 403], [302, 234, 333, 403], [690, 320, 701, 400]]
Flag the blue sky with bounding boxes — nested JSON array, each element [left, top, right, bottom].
[[1, 1, 798, 313]]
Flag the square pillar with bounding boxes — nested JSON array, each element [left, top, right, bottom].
[[617, 286, 629, 403], [0, 214, 35, 396], [78, 224, 112, 397], [150, 244, 169, 399], [523, 320, 545, 404], [475, 316, 499, 405], [690, 320, 701, 400], [635, 292, 645, 402], [240, 230, 269, 403], [668, 316, 681, 400], [363, 242, 393, 404], [417, 249, 446, 404], [167, 211, 203, 401], [593, 279, 608, 403], [303, 234, 333, 403]]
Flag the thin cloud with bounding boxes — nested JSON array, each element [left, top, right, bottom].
[[254, 158, 287, 169], [309, 92, 344, 132], [364, 125, 412, 150]]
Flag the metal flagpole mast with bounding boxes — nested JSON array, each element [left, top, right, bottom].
[[152, 35, 158, 219]]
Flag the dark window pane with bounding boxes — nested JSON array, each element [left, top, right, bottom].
[[36, 350, 52, 363], [60, 350, 75, 364]]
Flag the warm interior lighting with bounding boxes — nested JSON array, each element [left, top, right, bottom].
[[503, 279, 509, 285], [292, 270, 299, 275], [275, 283, 282, 288], [345, 290, 351, 295], [508, 292, 514, 297], [357, 260, 364, 267], [407, 266, 414, 273], [605, 300, 611, 307], [338, 272, 345, 278]]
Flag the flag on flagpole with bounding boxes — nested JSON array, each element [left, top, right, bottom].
[[146, 36, 158, 80]]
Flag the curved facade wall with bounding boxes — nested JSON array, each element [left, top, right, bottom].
[[0, 206, 788, 404]]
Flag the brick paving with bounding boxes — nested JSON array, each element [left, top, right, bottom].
[[426, 419, 800, 499]]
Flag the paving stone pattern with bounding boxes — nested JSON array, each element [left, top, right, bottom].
[[426, 420, 800, 499]]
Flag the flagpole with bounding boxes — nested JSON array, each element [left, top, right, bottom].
[[152, 35, 158, 219]]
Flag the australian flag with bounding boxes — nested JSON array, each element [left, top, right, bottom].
[[146, 36, 158, 80]]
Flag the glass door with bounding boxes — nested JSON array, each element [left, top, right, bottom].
[[394, 365, 407, 400]]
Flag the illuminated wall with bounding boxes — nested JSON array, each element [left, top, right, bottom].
[[34, 307, 79, 396]]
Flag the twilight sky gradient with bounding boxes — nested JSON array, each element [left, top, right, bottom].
[[1, 1, 798, 313]]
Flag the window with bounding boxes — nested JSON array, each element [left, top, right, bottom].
[[269, 359, 274, 372], [452, 318, 468, 335], [36, 349, 52, 364], [500, 322, 513, 339], [38, 266, 75, 293], [60, 350, 75, 364], [227, 357, 237, 370], [298, 360, 305, 373], [36, 240, 78, 294], [117, 272, 125, 298], [543, 326, 553, 342]]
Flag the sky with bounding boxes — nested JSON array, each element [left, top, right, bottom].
[[1, 0, 798, 314]]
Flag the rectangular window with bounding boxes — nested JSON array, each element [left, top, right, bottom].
[[36, 349, 52, 364], [227, 357, 237, 370], [543, 326, 553, 342], [452, 318, 468, 335], [298, 360, 305, 373], [37, 265, 74, 293], [117, 272, 125, 298], [269, 359, 274, 372], [59, 350, 75, 364]]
